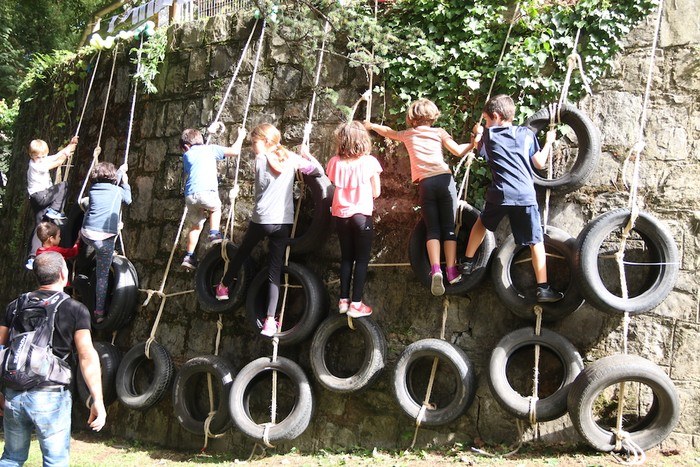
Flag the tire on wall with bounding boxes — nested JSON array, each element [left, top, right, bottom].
[[393, 338, 476, 426], [116, 341, 175, 411], [246, 262, 326, 345], [310, 315, 387, 393], [229, 356, 314, 442], [408, 204, 496, 295], [195, 241, 255, 314], [576, 209, 679, 315], [72, 254, 139, 331], [488, 327, 583, 422], [172, 355, 236, 435], [491, 226, 584, 322], [76, 341, 122, 407], [567, 354, 679, 452], [287, 174, 334, 256], [524, 103, 601, 193]]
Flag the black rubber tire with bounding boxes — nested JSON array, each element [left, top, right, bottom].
[[488, 327, 583, 422], [491, 226, 584, 322], [393, 338, 476, 426], [524, 103, 601, 193], [576, 209, 679, 315], [246, 262, 327, 346], [59, 203, 84, 248], [567, 354, 679, 452], [310, 315, 387, 393], [76, 341, 123, 407], [287, 173, 334, 256], [195, 241, 255, 314], [408, 204, 496, 295], [116, 341, 175, 411], [172, 355, 236, 436], [229, 356, 314, 442]]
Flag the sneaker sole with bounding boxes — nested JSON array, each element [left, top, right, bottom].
[[347, 311, 372, 318], [260, 330, 277, 337], [215, 296, 229, 301], [181, 263, 196, 270], [430, 273, 445, 296], [448, 275, 463, 285]]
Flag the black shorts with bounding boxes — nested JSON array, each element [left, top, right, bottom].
[[481, 202, 543, 245]]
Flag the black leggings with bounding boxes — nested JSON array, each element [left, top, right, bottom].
[[222, 222, 291, 318], [336, 214, 374, 303], [418, 173, 457, 242]]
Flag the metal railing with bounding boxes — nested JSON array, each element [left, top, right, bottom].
[[177, 0, 254, 22]]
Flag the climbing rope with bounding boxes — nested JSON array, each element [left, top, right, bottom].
[[56, 50, 103, 184], [528, 306, 543, 436], [609, 2, 664, 463], [201, 315, 226, 452], [409, 298, 449, 449], [77, 43, 120, 204], [302, 19, 331, 148]]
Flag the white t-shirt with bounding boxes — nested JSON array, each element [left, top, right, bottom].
[[27, 154, 61, 195]]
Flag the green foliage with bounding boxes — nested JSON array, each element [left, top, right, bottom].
[[132, 28, 168, 94], [0, 98, 18, 169]]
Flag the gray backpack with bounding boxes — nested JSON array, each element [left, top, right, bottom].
[[0, 292, 72, 390]]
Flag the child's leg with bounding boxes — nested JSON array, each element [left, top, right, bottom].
[[87, 236, 117, 313], [186, 221, 204, 253], [48, 182, 68, 212], [265, 224, 292, 318], [336, 217, 355, 300], [439, 175, 458, 268], [530, 242, 548, 284], [464, 217, 487, 258], [208, 207, 222, 232], [350, 214, 373, 303], [221, 222, 265, 287], [418, 177, 442, 269]]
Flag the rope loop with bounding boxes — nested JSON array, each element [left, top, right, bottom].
[[527, 395, 539, 425], [144, 336, 156, 359], [347, 315, 355, 330], [262, 422, 275, 448]]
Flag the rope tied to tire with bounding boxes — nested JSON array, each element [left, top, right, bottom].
[[528, 306, 543, 435], [611, 426, 647, 465], [556, 28, 592, 113], [409, 298, 449, 449], [201, 315, 226, 452]]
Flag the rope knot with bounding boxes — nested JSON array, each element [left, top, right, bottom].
[[207, 121, 226, 135]]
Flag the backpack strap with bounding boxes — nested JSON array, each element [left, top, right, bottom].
[[7, 293, 29, 340], [44, 292, 70, 351]]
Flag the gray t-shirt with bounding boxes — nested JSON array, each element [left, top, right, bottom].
[[252, 152, 321, 224]]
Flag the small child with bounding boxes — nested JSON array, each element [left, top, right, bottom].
[[364, 98, 475, 296], [180, 127, 247, 270], [36, 221, 80, 260], [214, 123, 322, 337], [81, 162, 132, 322], [326, 121, 382, 318], [26, 136, 78, 265], [459, 94, 563, 303]]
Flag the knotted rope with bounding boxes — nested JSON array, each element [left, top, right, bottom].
[[201, 315, 226, 452], [409, 298, 449, 449], [302, 19, 331, 148]]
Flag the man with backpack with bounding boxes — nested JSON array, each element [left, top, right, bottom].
[[0, 252, 106, 466]]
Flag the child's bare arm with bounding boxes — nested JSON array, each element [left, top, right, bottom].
[[364, 121, 400, 140], [46, 136, 79, 170], [224, 127, 247, 157], [531, 129, 556, 169], [371, 173, 381, 199]]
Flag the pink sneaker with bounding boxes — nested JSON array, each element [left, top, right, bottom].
[[446, 266, 462, 285], [260, 317, 278, 337], [338, 299, 350, 314], [215, 283, 229, 301], [347, 302, 372, 318]]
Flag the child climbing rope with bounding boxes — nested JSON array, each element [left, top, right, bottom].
[[364, 98, 475, 296], [459, 94, 563, 303], [214, 123, 323, 337], [179, 127, 247, 270], [325, 121, 382, 318], [36, 221, 80, 260], [25, 136, 79, 268], [80, 162, 132, 322]]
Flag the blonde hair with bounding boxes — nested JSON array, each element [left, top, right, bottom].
[[335, 121, 372, 160], [250, 123, 291, 163], [406, 98, 441, 128], [28, 139, 49, 158]]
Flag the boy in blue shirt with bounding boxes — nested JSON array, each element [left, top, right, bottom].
[[180, 127, 246, 269], [459, 94, 563, 303]]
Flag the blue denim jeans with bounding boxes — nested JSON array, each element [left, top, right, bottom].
[[0, 387, 72, 467]]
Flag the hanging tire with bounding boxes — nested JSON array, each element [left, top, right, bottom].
[[524, 103, 601, 193], [195, 241, 255, 314], [73, 255, 139, 331], [491, 226, 584, 322], [408, 204, 496, 295], [393, 338, 476, 426], [116, 341, 175, 411], [310, 315, 387, 393], [246, 262, 326, 345], [489, 327, 583, 422], [172, 355, 236, 436], [567, 354, 679, 452], [576, 209, 679, 315], [229, 356, 314, 442], [287, 173, 333, 256], [76, 341, 122, 408]]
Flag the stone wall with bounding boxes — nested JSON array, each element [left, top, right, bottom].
[[0, 2, 697, 455]]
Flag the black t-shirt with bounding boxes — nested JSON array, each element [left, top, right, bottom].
[[2, 290, 92, 360]]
